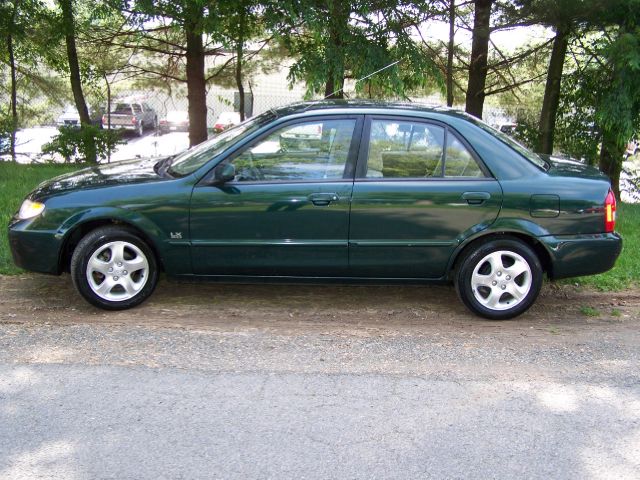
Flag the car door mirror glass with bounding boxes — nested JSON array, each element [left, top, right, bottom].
[[215, 163, 236, 183]]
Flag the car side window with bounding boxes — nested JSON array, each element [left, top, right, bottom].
[[366, 120, 445, 178], [229, 119, 356, 182], [445, 132, 484, 177], [132, 104, 142, 114]]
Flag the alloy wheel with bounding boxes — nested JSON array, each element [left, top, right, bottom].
[[86, 241, 149, 301], [470, 250, 532, 311]]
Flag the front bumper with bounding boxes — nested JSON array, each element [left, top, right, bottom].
[[540, 232, 623, 279], [8, 220, 63, 275]]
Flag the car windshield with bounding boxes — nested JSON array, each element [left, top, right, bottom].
[[167, 111, 275, 177], [467, 116, 548, 170]]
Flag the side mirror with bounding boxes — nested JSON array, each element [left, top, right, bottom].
[[214, 163, 236, 183]]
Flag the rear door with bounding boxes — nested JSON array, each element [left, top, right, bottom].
[[348, 116, 503, 278]]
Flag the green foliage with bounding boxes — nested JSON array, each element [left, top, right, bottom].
[[0, 116, 16, 155], [579, 305, 600, 316], [275, 0, 442, 99], [554, 40, 602, 164], [556, 7, 640, 171], [42, 125, 123, 163], [0, 163, 79, 274], [0, 0, 70, 128]]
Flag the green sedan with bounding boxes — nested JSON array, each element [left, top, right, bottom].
[[8, 101, 622, 319]]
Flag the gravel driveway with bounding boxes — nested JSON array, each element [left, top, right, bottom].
[[0, 274, 639, 479]]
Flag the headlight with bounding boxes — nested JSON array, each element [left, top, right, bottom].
[[18, 199, 45, 220]]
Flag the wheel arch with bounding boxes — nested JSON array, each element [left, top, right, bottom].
[[447, 231, 553, 281], [58, 217, 164, 274]]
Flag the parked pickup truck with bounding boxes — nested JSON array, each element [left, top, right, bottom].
[[102, 100, 157, 137]]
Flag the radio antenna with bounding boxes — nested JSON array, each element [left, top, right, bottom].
[[322, 60, 401, 100]]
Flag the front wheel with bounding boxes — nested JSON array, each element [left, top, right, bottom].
[[71, 226, 159, 310], [455, 237, 543, 320]]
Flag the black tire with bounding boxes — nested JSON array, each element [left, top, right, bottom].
[[70, 226, 159, 310], [455, 237, 543, 320], [136, 122, 144, 137]]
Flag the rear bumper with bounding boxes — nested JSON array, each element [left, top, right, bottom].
[[104, 124, 136, 131], [540, 232, 623, 279], [159, 124, 189, 133], [8, 221, 63, 275]]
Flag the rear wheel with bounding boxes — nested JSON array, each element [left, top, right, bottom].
[[455, 237, 543, 320], [136, 121, 144, 137], [71, 226, 158, 310]]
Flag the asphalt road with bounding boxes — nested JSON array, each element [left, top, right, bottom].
[[0, 276, 639, 479]]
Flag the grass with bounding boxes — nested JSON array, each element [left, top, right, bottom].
[[579, 306, 601, 317], [0, 162, 639, 290], [0, 162, 80, 274]]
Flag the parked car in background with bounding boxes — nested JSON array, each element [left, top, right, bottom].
[[56, 105, 102, 128], [9, 101, 622, 319], [102, 99, 157, 137], [159, 110, 189, 134], [213, 111, 241, 133]]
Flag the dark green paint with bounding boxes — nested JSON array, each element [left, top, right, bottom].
[[349, 179, 502, 278], [8, 101, 622, 282]]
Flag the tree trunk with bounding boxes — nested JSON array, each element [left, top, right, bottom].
[[185, 12, 208, 146], [59, 0, 95, 163], [104, 73, 111, 163], [599, 130, 624, 200], [537, 25, 569, 155], [236, 46, 245, 121], [7, 29, 17, 162], [7, 0, 21, 162], [446, 0, 456, 107], [465, 0, 493, 119], [324, 0, 346, 99], [324, 74, 339, 98], [59, 0, 90, 126], [235, 8, 245, 122]]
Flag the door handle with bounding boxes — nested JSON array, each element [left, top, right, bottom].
[[462, 191, 491, 205], [308, 193, 339, 206]]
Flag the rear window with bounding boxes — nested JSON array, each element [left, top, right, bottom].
[[470, 117, 548, 170], [111, 103, 132, 114]]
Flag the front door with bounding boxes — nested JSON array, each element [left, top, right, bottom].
[[349, 116, 503, 278], [189, 115, 362, 276]]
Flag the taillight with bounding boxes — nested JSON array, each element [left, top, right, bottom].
[[131, 116, 137, 124], [604, 189, 616, 233]]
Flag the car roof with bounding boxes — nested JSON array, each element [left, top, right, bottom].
[[113, 96, 148, 104], [269, 99, 470, 121]]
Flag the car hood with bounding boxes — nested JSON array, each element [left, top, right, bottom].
[[30, 157, 171, 199], [541, 154, 609, 181]]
